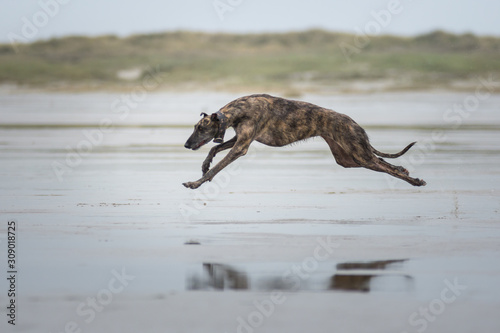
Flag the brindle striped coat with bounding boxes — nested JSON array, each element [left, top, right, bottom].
[[184, 94, 426, 189]]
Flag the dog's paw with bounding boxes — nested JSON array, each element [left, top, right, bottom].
[[183, 181, 202, 189], [201, 163, 210, 176], [417, 178, 427, 186], [202, 157, 213, 175]]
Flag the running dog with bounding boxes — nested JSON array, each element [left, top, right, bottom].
[[183, 94, 426, 189]]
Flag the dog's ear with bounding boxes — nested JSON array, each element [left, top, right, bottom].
[[210, 113, 219, 122], [200, 112, 208, 117]]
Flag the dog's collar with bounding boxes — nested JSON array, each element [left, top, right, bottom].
[[213, 111, 229, 143]]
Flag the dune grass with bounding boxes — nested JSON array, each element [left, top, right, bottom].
[[1, 30, 499, 92]]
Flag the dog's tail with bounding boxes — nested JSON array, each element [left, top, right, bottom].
[[371, 141, 416, 158]]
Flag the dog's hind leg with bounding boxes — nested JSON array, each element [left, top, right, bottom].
[[377, 158, 410, 176], [361, 158, 426, 186], [322, 136, 360, 168]]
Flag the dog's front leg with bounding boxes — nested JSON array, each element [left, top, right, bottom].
[[183, 139, 250, 189], [202, 136, 237, 176]]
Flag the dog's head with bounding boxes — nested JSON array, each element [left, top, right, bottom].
[[184, 112, 225, 150]]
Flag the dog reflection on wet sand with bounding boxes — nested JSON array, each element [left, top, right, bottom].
[[183, 94, 426, 189]]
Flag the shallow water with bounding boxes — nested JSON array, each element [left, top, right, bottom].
[[1, 91, 500, 332]]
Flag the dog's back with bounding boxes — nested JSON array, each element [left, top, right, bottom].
[[222, 94, 356, 147]]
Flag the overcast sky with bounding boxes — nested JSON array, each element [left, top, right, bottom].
[[1, 0, 500, 43]]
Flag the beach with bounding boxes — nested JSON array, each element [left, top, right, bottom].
[[1, 90, 499, 332]]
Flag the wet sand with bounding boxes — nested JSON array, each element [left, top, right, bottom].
[[1, 91, 500, 332]]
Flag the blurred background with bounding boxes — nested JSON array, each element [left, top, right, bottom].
[[1, 0, 499, 94]]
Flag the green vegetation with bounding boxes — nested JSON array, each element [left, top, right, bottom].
[[1, 30, 499, 93]]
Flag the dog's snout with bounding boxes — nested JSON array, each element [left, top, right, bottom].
[[184, 142, 191, 149]]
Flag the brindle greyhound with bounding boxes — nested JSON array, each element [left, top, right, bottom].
[[183, 94, 426, 189]]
